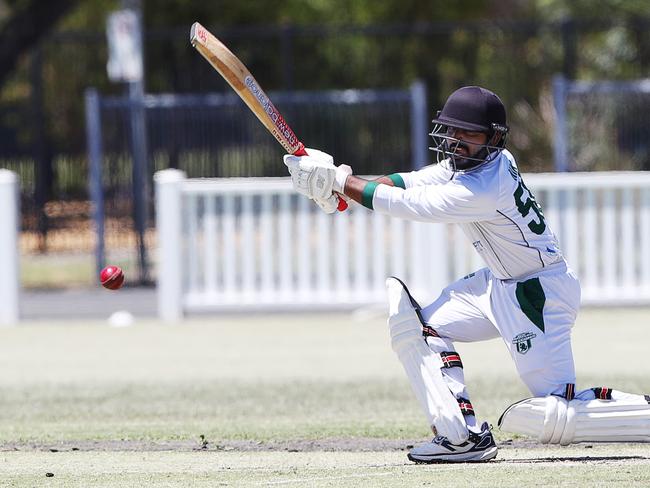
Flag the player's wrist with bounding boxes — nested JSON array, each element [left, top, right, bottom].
[[333, 164, 352, 193]]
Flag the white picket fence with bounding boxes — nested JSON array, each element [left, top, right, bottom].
[[155, 169, 650, 321], [0, 169, 20, 326]]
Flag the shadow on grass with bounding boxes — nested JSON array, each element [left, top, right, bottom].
[[498, 455, 648, 463]]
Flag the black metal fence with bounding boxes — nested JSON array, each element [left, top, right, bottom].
[[553, 75, 650, 172], [1, 18, 648, 263], [86, 85, 426, 282]]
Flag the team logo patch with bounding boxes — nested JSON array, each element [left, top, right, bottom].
[[512, 332, 537, 354]]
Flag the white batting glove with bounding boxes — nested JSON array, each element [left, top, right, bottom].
[[283, 148, 351, 200], [312, 194, 339, 214]]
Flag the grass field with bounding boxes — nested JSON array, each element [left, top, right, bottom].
[[0, 307, 649, 486]]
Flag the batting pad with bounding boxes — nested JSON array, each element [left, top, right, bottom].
[[386, 277, 469, 445], [498, 392, 650, 445]]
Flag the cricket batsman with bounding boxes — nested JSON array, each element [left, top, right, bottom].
[[283, 85, 650, 463]]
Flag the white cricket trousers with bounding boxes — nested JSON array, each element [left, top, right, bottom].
[[419, 262, 581, 397]]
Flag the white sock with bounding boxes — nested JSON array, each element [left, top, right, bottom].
[[465, 414, 482, 434]]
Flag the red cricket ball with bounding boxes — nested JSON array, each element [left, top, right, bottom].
[[100, 265, 125, 290]]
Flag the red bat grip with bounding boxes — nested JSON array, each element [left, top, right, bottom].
[[292, 145, 348, 211], [293, 144, 308, 157]]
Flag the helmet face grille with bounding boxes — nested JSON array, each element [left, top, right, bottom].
[[429, 86, 509, 171], [429, 123, 507, 171]]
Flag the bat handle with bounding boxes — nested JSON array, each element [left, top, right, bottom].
[[293, 143, 308, 157], [292, 144, 348, 211]]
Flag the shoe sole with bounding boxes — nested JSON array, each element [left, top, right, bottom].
[[407, 446, 498, 464]]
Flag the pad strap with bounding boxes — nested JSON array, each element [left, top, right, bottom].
[[457, 397, 475, 416], [422, 325, 439, 338], [440, 351, 463, 369], [592, 386, 612, 400], [564, 383, 575, 400]]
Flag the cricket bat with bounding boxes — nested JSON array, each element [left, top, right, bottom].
[[190, 22, 347, 211]]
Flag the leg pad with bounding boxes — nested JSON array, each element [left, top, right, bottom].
[[498, 390, 650, 445], [387, 277, 469, 444]]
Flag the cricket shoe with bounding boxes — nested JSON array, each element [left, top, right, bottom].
[[407, 422, 498, 463]]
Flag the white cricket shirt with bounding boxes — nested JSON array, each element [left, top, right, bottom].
[[372, 149, 565, 280]]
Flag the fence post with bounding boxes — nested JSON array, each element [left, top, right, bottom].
[[31, 46, 51, 253], [552, 74, 570, 172], [85, 88, 106, 278], [128, 82, 150, 284], [410, 79, 428, 170], [560, 18, 577, 80], [155, 169, 186, 322], [0, 170, 19, 326]]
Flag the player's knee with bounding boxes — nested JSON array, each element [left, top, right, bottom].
[[518, 370, 574, 399], [386, 277, 424, 354]]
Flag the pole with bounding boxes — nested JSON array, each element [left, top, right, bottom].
[[84, 88, 106, 277], [410, 80, 428, 170], [553, 74, 570, 172], [122, 0, 149, 283], [129, 80, 150, 283]]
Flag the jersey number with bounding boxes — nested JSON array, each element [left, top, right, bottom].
[[513, 180, 546, 235]]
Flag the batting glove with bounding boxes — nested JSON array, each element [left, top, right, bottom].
[[283, 148, 351, 200]]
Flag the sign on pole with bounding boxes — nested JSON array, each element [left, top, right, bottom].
[[106, 9, 143, 83]]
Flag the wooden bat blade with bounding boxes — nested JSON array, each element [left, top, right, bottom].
[[190, 22, 246, 91], [190, 22, 348, 211], [190, 22, 302, 155]]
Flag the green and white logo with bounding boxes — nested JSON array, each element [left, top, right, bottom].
[[512, 331, 537, 354]]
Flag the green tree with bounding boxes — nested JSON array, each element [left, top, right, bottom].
[[0, 0, 82, 90]]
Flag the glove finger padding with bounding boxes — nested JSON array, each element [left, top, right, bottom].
[[303, 148, 334, 165], [283, 148, 334, 174], [312, 194, 338, 214], [283, 154, 300, 175]]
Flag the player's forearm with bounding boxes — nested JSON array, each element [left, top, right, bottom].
[[342, 173, 407, 207], [342, 175, 395, 207]]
